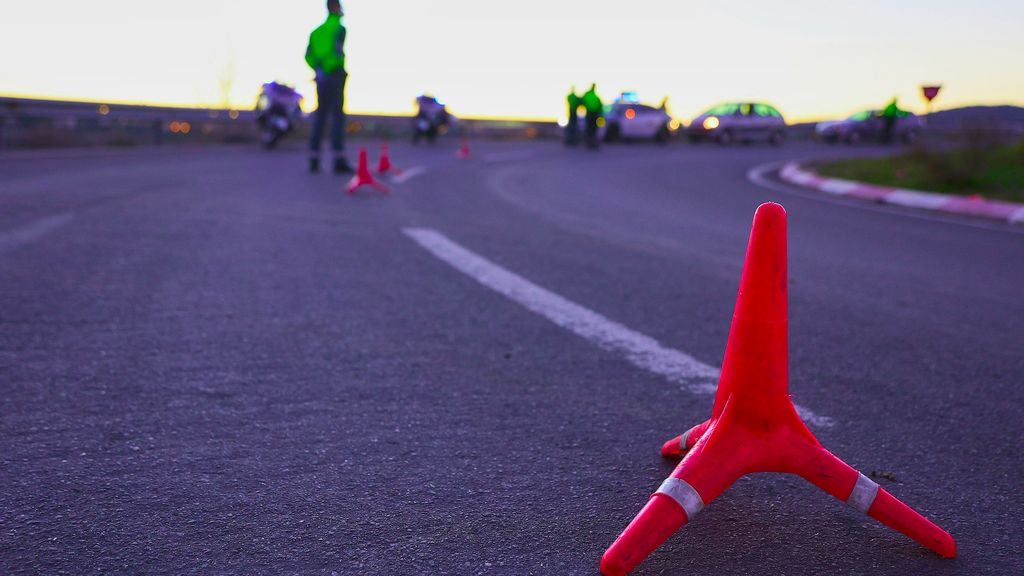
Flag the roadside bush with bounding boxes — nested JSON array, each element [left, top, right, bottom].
[[908, 120, 1009, 188]]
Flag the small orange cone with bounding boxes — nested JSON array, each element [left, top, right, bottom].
[[601, 203, 955, 576], [376, 143, 401, 175], [456, 139, 470, 159], [347, 147, 390, 195]]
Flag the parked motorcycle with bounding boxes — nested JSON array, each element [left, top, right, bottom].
[[255, 82, 303, 149], [412, 95, 451, 143]]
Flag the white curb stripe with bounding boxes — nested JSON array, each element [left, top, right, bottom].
[[404, 228, 834, 428], [818, 179, 859, 196], [778, 162, 1024, 225], [1009, 206, 1024, 225], [887, 190, 950, 210], [789, 171, 818, 186]]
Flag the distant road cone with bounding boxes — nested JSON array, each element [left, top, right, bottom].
[[456, 139, 470, 159], [376, 143, 402, 175], [601, 203, 955, 576], [347, 147, 390, 195]]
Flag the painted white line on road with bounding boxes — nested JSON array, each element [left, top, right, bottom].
[[0, 213, 75, 256], [482, 151, 535, 164], [404, 227, 834, 428], [392, 165, 427, 184]]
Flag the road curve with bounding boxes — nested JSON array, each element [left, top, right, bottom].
[[1, 141, 1021, 575]]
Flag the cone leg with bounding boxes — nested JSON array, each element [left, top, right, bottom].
[[601, 493, 689, 576], [798, 448, 955, 558], [869, 489, 956, 557], [602, 445, 743, 576], [660, 420, 710, 457], [659, 435, 687, 458]]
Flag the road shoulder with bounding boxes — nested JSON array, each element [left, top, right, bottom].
[[777, 161, 1024, 225]]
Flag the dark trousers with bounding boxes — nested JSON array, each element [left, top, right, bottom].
[[882, 116, 896, 144], [585, 111, 600, 148], [310, 71, 347, 155], [565, 113, 579, 144]]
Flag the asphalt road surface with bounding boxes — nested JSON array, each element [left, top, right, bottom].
[[2, 139, 1022, 575]]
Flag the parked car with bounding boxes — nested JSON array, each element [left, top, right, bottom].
[[602, 93, 675, 143], [688, 102, 786, 145], [815, 109, 923, 144]]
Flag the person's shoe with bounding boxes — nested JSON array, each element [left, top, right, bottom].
[[333, 156, 354, 174], [309, 157, 320, 173]]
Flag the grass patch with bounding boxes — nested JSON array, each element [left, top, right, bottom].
[[813, 140, 1024, 203]]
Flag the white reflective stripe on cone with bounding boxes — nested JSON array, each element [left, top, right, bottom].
[[846, 472, 880, 514], [680, 425, 698, 450], [656, 477, 705, 520]]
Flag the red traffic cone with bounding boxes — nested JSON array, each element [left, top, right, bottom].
[[376, 143, 402, 175], [456, 139, 470, 159], [601, 203, 955, 576], [347, 147, 390, 195]]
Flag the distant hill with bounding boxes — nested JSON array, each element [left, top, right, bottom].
[[925, 105, 1024, 128]]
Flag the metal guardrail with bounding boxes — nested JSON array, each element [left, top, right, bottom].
[[0, 96, 561, 149]]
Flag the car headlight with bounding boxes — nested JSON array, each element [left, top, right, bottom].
[[703, 116, 720, 130]]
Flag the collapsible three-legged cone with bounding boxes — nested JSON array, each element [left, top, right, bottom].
[[376, 143, 401, 175], [601, 203, 955, 576], [347, 147, 390, 194]]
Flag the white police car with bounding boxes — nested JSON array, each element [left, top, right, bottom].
[[602, 93, 676, 143]]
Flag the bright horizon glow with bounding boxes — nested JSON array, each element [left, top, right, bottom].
[[2, 1, 1023, 123]]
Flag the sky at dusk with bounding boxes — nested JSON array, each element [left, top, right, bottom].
[[2, 0, 1022, 122]]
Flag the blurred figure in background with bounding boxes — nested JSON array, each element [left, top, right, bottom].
[[305, 0, 351, 174], [880, 97, 901, 144], [255, 81, 303, 149], [582, 84, 603, 149], [412, 94, 451, 143], [565, 86, 581, 146]]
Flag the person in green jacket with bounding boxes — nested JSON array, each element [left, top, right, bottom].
[[565, 87, 581, 146], [880, 97, 900, 144], [581, 84, 603, 149], [305, 0, 351, 174]]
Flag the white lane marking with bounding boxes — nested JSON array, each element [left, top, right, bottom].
[[392, 165, 426, 184], [482, 151, 535, 164], [0, 212, 75, 256], [403, 227, 834, 428]]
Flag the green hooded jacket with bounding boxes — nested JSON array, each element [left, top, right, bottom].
[[305, 14, 346, 74], [881, 98, 900, 119], [582, 87, 602, 114]]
